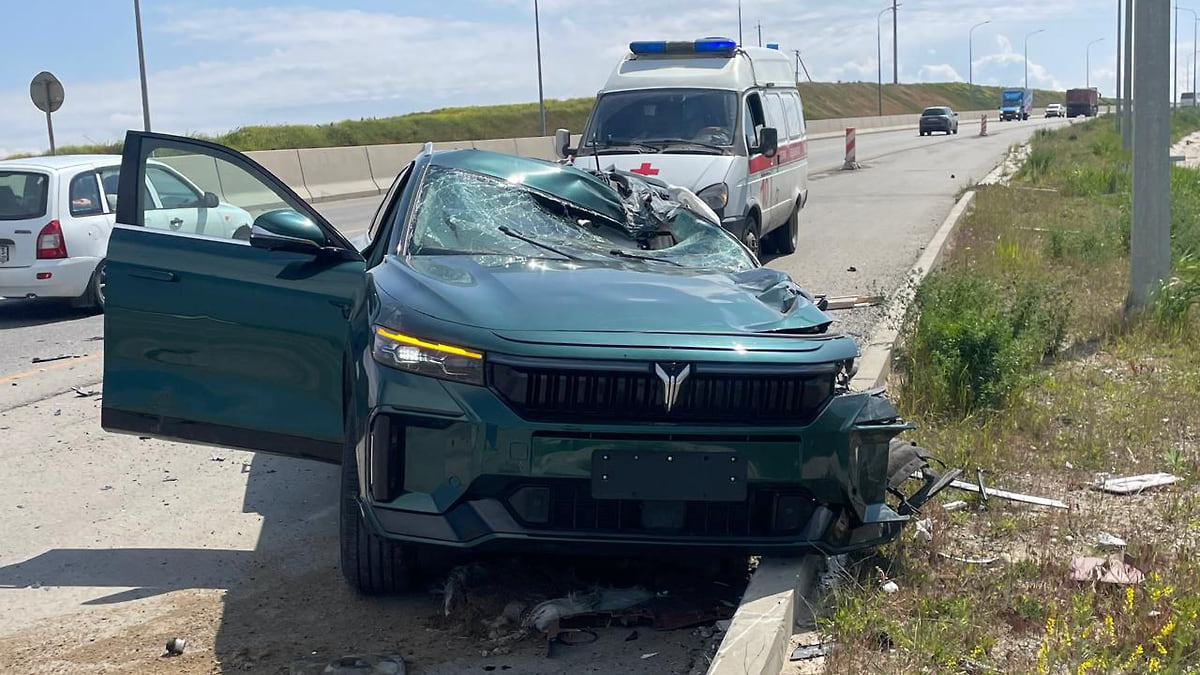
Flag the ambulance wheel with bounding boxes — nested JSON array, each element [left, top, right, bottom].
[[764, 201, 799, 256], [741, 216, 761, 259]]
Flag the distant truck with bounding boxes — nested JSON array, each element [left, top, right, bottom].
[[999, 88, 1033, 121], [1065, 87, 1100, 117]]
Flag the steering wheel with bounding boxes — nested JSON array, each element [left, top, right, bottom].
[[695, 126, 731, 145]]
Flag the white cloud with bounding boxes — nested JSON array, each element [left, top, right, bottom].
[[917, 64, 963, 83]]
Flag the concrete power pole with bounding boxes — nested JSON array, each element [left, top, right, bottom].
[[1124, 0, 1134, 150], [892, 0, 899, 83], [1116, 0, 1123, 132], [1127, 0, 1172, 312]]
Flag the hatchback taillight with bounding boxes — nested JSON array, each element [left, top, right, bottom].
[[36, 220, 67, 259]]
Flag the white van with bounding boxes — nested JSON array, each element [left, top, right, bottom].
[[556, 38, 808, 258]]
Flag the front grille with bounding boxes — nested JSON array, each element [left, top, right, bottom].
[[490, 361, 833, 425], [501, 480, 816, 537]]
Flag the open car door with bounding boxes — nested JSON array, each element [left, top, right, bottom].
[[101, 132, 369, 463]]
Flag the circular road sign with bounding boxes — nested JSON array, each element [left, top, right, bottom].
[[30, 71, 65, 113]]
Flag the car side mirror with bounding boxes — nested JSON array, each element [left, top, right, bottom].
[[249, 209, 327, 253], [554, 128, 573, 159], [756, 127, 779, 158], [953, 112, 959, 117], [200, 191, 219, 208]]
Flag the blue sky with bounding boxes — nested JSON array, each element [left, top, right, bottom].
[[0, 1, 1152, 155]]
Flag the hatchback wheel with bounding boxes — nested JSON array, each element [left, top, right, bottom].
[[85, 260, 106, 312], [340, 437, 415, 594]]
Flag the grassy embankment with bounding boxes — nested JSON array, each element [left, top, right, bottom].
[[820, 111, 1200, 673], [8, 82, 1077, 158]]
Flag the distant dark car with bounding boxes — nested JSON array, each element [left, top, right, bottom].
[[919, 106, 959, 136]]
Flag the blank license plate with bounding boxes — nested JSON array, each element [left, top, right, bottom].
[[591, 450, 747, 502]]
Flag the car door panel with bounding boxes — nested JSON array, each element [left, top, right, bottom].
[[102, 131, 369, 463]]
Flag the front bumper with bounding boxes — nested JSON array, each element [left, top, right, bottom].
[[0, 257, 98, 300], [357, 363, 923, 554]]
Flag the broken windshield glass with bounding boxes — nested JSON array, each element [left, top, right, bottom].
[[407, 165, 754, 272]]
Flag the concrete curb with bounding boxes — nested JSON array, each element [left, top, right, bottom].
[[707, 556, 820, 675]]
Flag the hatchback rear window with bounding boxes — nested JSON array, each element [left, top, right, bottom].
[[0, 171, 49, 220], [921, 108, 947, 116]]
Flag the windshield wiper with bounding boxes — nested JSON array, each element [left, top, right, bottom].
[[643, 138, 726, 153], [497, 226, 582, 260], [583, 139, 662, 154], [606, 248, 682, 266]]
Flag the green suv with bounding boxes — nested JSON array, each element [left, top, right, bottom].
[[101, 132, 951, 593]]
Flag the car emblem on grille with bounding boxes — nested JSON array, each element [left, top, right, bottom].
[[654, 363, 692, 412]]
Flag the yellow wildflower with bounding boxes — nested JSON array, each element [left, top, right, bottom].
[[1126, 587, 1136, 613], [1105, 615, 1117, 645], [1077, 659, 1095, 675], [1036, 640, 1050, 675], [1046, 615, 1057, 637], [1159, 619, 1177, 640], [1122, 644, 1145, 670], [1149, 656, 1163, 672]]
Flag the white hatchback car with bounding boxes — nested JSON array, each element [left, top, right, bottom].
[[0, 155, 254, 310]]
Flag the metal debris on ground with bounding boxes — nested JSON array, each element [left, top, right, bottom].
[[942, 500, 968, 512], [948, 479, 1067, 509], [846, 266, 857, 272], [525, 587, 655, 633], [162, 476, 177, 482], [1097, 532, 1128, 550], [163, 637, 187, 656], [1068, 555, 1145, 585], [640, 652, 659, 659], [914, 518, 933, 542], [210, 454, 226, 462], [290, 654, 406, 674], [1093, 473, 1181, 495], [71, 386, 101, 397], [31, 354, 78, 364], [821, 295, 885, 310], [790, 642, 833, 661], [937, 552, 999, 565]]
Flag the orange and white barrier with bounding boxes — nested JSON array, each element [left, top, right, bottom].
[[980, 114, 988, 137], [842, 127, 859, 170]]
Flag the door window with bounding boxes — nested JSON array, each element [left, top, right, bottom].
[[785, 93, 805, 139], [69, 172, 104, 216], [743, 93, 766, 150], [765, 93, 789, 140], [0, 171, 48, 220], [146, 165, 201, 208]]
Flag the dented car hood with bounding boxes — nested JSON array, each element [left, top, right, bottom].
[[377, 255, 835, 336]]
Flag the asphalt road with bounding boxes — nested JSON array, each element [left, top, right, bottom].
[[0, 116, 1072, 673]]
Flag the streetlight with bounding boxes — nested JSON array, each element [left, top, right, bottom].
[[1182, 7, 1200, 104], [1086, 38, 1105, 89], [1194, 16, 1200, 104], [534, 0, 545, 136], [969, 19, 992, 88], [877, 5, 898, 116], [1024, 28, 1046, 91], [133, 0, 151, 131]]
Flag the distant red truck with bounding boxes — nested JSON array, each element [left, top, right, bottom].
[[1065, 88, 1099, 117]]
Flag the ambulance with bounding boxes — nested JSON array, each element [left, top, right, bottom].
[[556, 38, 808, 257]]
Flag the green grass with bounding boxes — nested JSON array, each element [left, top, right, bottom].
[[821, 111, 1200, 674], [8, 81, 1086, 157]]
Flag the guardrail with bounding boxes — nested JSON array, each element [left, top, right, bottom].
[[169, 109, 1038, 205]]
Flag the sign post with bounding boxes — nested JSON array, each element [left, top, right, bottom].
[[29, 71, 65, 155]]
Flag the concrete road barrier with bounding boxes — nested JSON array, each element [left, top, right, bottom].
[[471, 138, 519, 155], [251, 149, 311, 201], [513, 136, 556, 161], [157, 154, 221, 197], [298, 146, 381, 202], [365, 143, 426, 189]]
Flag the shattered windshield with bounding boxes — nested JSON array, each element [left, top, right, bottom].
[[582, 89, 737, 152], [407, 165, 753, 271]]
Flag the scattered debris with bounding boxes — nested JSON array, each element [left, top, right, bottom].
[[525, 587, 655, 633], [822, 295, 884, 311], [53, 409, 61, 416], [163, 637, 187, 657], [162, 476, 178, 483], [640, 652, 659, 660], [1097, 532, 1128, 550], [71, 386, 101, 397], [31, 354, 78, 364], [715, 620, 731, 632], [625, 630, 639, 642], [1093, 473, 1181, 495], [913, 518, 933, 542], [100, 485, 113, 491], [790, 642, 833, 661], [290, 653, 406, 674], [937, 552, 999, 565], [1068, 555, 1145, 585], [210, 454, 226, 462], [942, 500, 968, 512], [881, 580, 899, 594], [846, 266, 857, 273], [948, 479, 1067, 509]]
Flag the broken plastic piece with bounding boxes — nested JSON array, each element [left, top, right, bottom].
[[937, 552, 999, 565], [164, 637, 186, 656], [790, 642, 833, 661], [1093, 473, 1181, 495], [948, 479, 1067, 509], [1068, 555, 1144, 584]]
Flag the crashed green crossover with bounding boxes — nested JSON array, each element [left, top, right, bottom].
[[101, 132, 952, 593]]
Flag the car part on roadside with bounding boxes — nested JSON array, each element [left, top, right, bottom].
[[947, 478, 1068, 509], [163, 638, 186, 656], [1092, 473, 1181, 495]]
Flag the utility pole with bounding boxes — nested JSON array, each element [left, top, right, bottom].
[[1087, 38, 1105, 89], [1116, 0, 1123, 131], [1180, 7, 1199, 103], [892, 0, 899, 83], [1124, 0, 1134, 149], [133, 0, 151, 132], [757, 22, 762, 47], [534, 0, 545, 136], [738, 0, 743, 45], [877, 6, 891, 116], [1127, 0, 1172, 312], [1175, 1, 1180, 106], [1024, 29, 1046, 92], [793, 49, 812, 83], [969, 20, 992, 88]]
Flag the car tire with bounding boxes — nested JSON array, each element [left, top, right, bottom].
[[339, 435, 415, 595], [84, 259, 106, 312], [764, 201, 799, 255], [741, 215, 762, 259]]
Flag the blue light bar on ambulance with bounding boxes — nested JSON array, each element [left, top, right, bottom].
[[629, 38, 738, 56], [767, 43, 780, 50]]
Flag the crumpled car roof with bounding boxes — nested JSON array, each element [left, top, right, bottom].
[[431, 149, 628, 226]]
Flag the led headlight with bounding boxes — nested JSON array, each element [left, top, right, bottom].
[[372, 326, 484, 385]]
